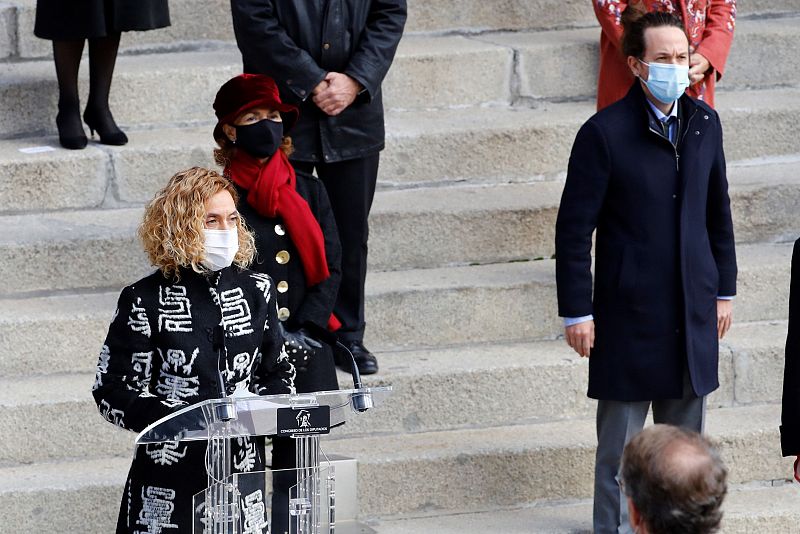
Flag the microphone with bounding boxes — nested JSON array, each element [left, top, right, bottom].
[[303, 323, 372, 412], [212, 324, 235, 421]]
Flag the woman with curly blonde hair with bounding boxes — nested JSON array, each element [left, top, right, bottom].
[[92, 166, 294, 533]]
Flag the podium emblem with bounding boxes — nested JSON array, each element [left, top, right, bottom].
[[277, 406, 331, 436]]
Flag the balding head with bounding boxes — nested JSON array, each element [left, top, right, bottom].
[[621, 425, 728, 534]]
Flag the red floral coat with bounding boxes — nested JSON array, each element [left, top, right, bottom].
[[593, 0, 736, 110]]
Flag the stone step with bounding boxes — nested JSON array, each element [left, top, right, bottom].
[[0, 259, 560, 360], [3, 149, 799, 276], [6, 0, 594, 60], [0, 36, 511, 139], [7, 0, 798, 60], [2, 88, 799, 205], [0, 320, 787, 464], [0, 242, 791, 374], [4, 92, 800, 214], [0, 403, 792, 528], [371, 483, 800, 533], [0, 5, 13, 60], [474, 15, 800, 101], [0, 181, 560, 291], [328, 403, 793, 516], [8, 0, 235, 59], [385, 87, 800, 187], [0, 456, 127, 534]]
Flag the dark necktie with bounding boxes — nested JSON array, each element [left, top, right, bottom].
[[662, 116, 677, 145]]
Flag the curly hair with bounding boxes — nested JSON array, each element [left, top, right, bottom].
[[621, 425, 728, 534], [139, 167, 256, 279], [213, 135, 294, 169]]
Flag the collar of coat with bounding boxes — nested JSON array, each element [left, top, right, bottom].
[[624, 79, 702, 140]]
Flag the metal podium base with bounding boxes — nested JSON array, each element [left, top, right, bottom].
[[331, 521, 377, 534]]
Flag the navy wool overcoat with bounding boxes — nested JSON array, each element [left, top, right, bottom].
[[555, 81, 737, 402]]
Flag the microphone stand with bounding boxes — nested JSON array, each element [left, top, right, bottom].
[[304, 324, 373, 412]]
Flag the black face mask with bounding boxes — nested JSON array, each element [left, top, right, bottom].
[[235, 119, 284, 159]]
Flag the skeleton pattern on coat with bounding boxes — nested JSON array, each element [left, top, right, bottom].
[[92, 266, 294, 534]]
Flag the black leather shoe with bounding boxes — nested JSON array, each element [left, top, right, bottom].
[[83, 106, 128, 146], [336, 341, 378, 375], [56, 107, 88, 150]]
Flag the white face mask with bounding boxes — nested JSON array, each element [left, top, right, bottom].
[[202, 228, 239, 271]]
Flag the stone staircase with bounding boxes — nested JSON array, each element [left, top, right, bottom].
[[1, 0, 800, 532]]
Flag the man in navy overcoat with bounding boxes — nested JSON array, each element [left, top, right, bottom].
[[554, 11, 737, 534]]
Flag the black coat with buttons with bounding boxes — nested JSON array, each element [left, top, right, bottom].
[[235, 170, 342, 392], [555, 81, 737, 402], [230, 0, 407, 163]]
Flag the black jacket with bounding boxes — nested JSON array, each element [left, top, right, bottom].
[[555, 81, 737, 402], [231, 0, 407, 163], [782, 238, 800, 456], [92, 266, 292, 532], [236, 170, 342, 392]]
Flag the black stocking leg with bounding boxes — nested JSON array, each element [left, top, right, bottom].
[[52, 39, 87, 149], [84, 32, 127, 145]]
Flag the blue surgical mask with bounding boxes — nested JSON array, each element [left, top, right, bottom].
[[638, 60, 690, 105]]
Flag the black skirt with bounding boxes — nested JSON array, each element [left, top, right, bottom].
[[34, 0, 170, 40]]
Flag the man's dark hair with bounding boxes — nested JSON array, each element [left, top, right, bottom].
[[622, 11, 686, 59], [621, 425, 728, 534]]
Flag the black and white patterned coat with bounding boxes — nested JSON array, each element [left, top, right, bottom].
[[92, 265, 294, 533]]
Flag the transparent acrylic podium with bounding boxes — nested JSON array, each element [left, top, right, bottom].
[[135, 387, 391, 534]]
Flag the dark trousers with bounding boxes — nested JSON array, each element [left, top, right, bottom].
[[270, 436, 294, 534], [293, 154, 380, 343], [593, 370, 706, 534]]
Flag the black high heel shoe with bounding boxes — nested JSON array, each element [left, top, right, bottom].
[[83, 107, 128, 146], [55, 107, 88, 150]]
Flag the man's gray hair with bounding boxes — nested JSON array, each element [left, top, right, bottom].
[[621, 424, 728, 534]]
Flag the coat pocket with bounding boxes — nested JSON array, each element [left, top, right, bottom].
[[617, 244, 638, 296]]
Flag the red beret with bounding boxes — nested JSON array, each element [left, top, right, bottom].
[[213, 74, 299, 143]]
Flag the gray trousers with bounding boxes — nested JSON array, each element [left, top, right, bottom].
[[593, 372, 706, 534]]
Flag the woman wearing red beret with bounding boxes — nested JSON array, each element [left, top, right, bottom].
[[212, 73, 342, 534]]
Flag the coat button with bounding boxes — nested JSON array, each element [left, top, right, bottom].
[[672, 194, 677, 199], [276, 250, 290, 264], [274, 224, 286, 236], [277, 281, 289, 293], [278, 307, 291, 321], [695, 131, 700, 135], [704, 115, 709, 120], [323, 43, 331, 50], [299, 89, 307, 97]]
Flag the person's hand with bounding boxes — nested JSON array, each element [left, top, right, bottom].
[[312, 72, 361, 116], [689, 52, 711, 85], [565, 320, 595, 358], [312, 79, 329, 96], [283, 327, 323, 372], [717, 299, 733, 339]]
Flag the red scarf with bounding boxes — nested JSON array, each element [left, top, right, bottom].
[[227, 150, 341, 331]]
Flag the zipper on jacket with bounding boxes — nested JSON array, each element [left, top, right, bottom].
[[649, 125, 680, 172], [647, 104, 699, 173]]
